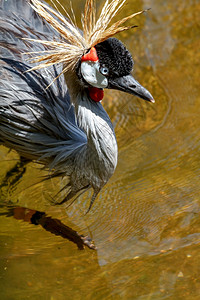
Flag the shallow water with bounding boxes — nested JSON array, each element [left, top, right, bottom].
[[1, 0, 200, 299]]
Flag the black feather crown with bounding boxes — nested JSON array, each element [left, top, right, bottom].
[[95, 38, 133, 78]]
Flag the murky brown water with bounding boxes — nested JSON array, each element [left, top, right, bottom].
[[1, 0, 200, 299]]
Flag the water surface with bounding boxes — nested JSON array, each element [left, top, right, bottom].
[[1, 0, 200, 299]]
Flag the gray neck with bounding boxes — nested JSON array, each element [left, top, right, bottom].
[[75, 92, 118, 188]]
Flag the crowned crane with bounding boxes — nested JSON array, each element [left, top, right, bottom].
[[0, 0, 154, 212]]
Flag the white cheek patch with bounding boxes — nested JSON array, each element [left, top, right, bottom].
[[80, 61, 108, 88]]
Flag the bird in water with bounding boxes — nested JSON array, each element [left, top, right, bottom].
[[0, 0, 154, 212]]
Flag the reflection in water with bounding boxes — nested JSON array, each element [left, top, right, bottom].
[[0, 0, 200, 299]]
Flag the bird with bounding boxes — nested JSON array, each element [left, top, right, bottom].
[[0, 0, 154, 212]]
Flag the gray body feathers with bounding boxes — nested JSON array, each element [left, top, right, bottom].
[[0, 0, 118, 205]]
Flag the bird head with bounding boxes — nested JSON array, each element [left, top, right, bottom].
[[28, 0, 154, 104], [77, 38, 154, 103]]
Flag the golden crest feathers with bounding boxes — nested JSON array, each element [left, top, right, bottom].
[[26, 0, 147, 77]]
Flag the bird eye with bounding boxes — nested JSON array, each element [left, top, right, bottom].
[[99, 66, 109, 76]]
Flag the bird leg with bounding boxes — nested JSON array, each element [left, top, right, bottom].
[[85, 189, 100, 215], [0, 204, 97, 250], [51, 185, 99, 215]]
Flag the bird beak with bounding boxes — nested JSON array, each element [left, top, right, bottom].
[[108, 74, 155, 103]]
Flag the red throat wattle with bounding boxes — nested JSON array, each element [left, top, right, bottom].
[[88, 87, 104, 102], [81, 47, 104, 102]]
